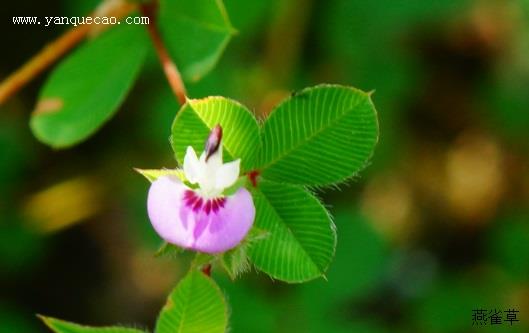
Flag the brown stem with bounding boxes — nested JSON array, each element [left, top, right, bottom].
[[0, 1, 137, 105], [140, 3, 187, 105]]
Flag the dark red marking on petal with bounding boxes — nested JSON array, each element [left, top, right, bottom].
[[183, 190, 198, 206], [204, 200, 212, 214], [192, 197, 203, 212], [211, 199, 220, 213], [183, 189, 227, 215], [210, 197, 227, 214]]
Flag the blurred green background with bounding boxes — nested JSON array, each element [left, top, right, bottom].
[[2, 0, 529, 332]]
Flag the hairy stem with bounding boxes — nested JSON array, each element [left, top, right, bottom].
[[140, 3, 187, 105], [0, 0, 137, 105]]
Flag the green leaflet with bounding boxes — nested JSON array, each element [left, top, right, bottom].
[[171, 96, 260, 171], [155, 242, 185, 258], [30, 0, 237, 148], [221, 244, 251, 280], [135, 168, 185, 183], [257, 84, 379, 186], [168, 84, 379, 283], [40, 271, 227, 333], [155, 271, 228, 333], [39, 316, 145, 333], [158, 0, 236, 81], [30, 24, 148, 148], [247, 181, 336, 283]]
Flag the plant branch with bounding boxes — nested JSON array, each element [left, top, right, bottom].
[[0, 0, 137, 105], [140, 3, 187, 105]]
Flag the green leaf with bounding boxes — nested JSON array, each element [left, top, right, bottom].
[[171, 96, 260, 171], [158, 0, 235, 81], [39, 316, 144, 333], [247, 181, 336, 283], [155, 271, 228, 333], [223, 0, 274, 37], [134, 168, 185, 183], [221, 244, 250, 280], [222, 176, 248, 196], [155, 242, 185, 258], [30, 24, 147, 148], [190, 252, 216, 270], [257, 84, 379, 186]]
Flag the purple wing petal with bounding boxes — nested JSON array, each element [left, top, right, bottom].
[[147, 176, 255, 253], [147, 176, 194, 248], [193, 188, 255, 253]]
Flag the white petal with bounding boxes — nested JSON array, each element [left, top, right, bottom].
[[215, 159, 240, 190], [183, 146, 201, 184]]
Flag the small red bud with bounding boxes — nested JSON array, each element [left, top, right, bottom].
[[248, 170, 260, 187], [205, 124, 223, 161], [201, 264, 212, 277]]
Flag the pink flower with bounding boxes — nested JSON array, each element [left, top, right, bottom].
[[147, 126, 255, 254]]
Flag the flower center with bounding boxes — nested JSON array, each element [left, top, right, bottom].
[[183, 190, 226, 215], [183, 125, 241, 199]]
